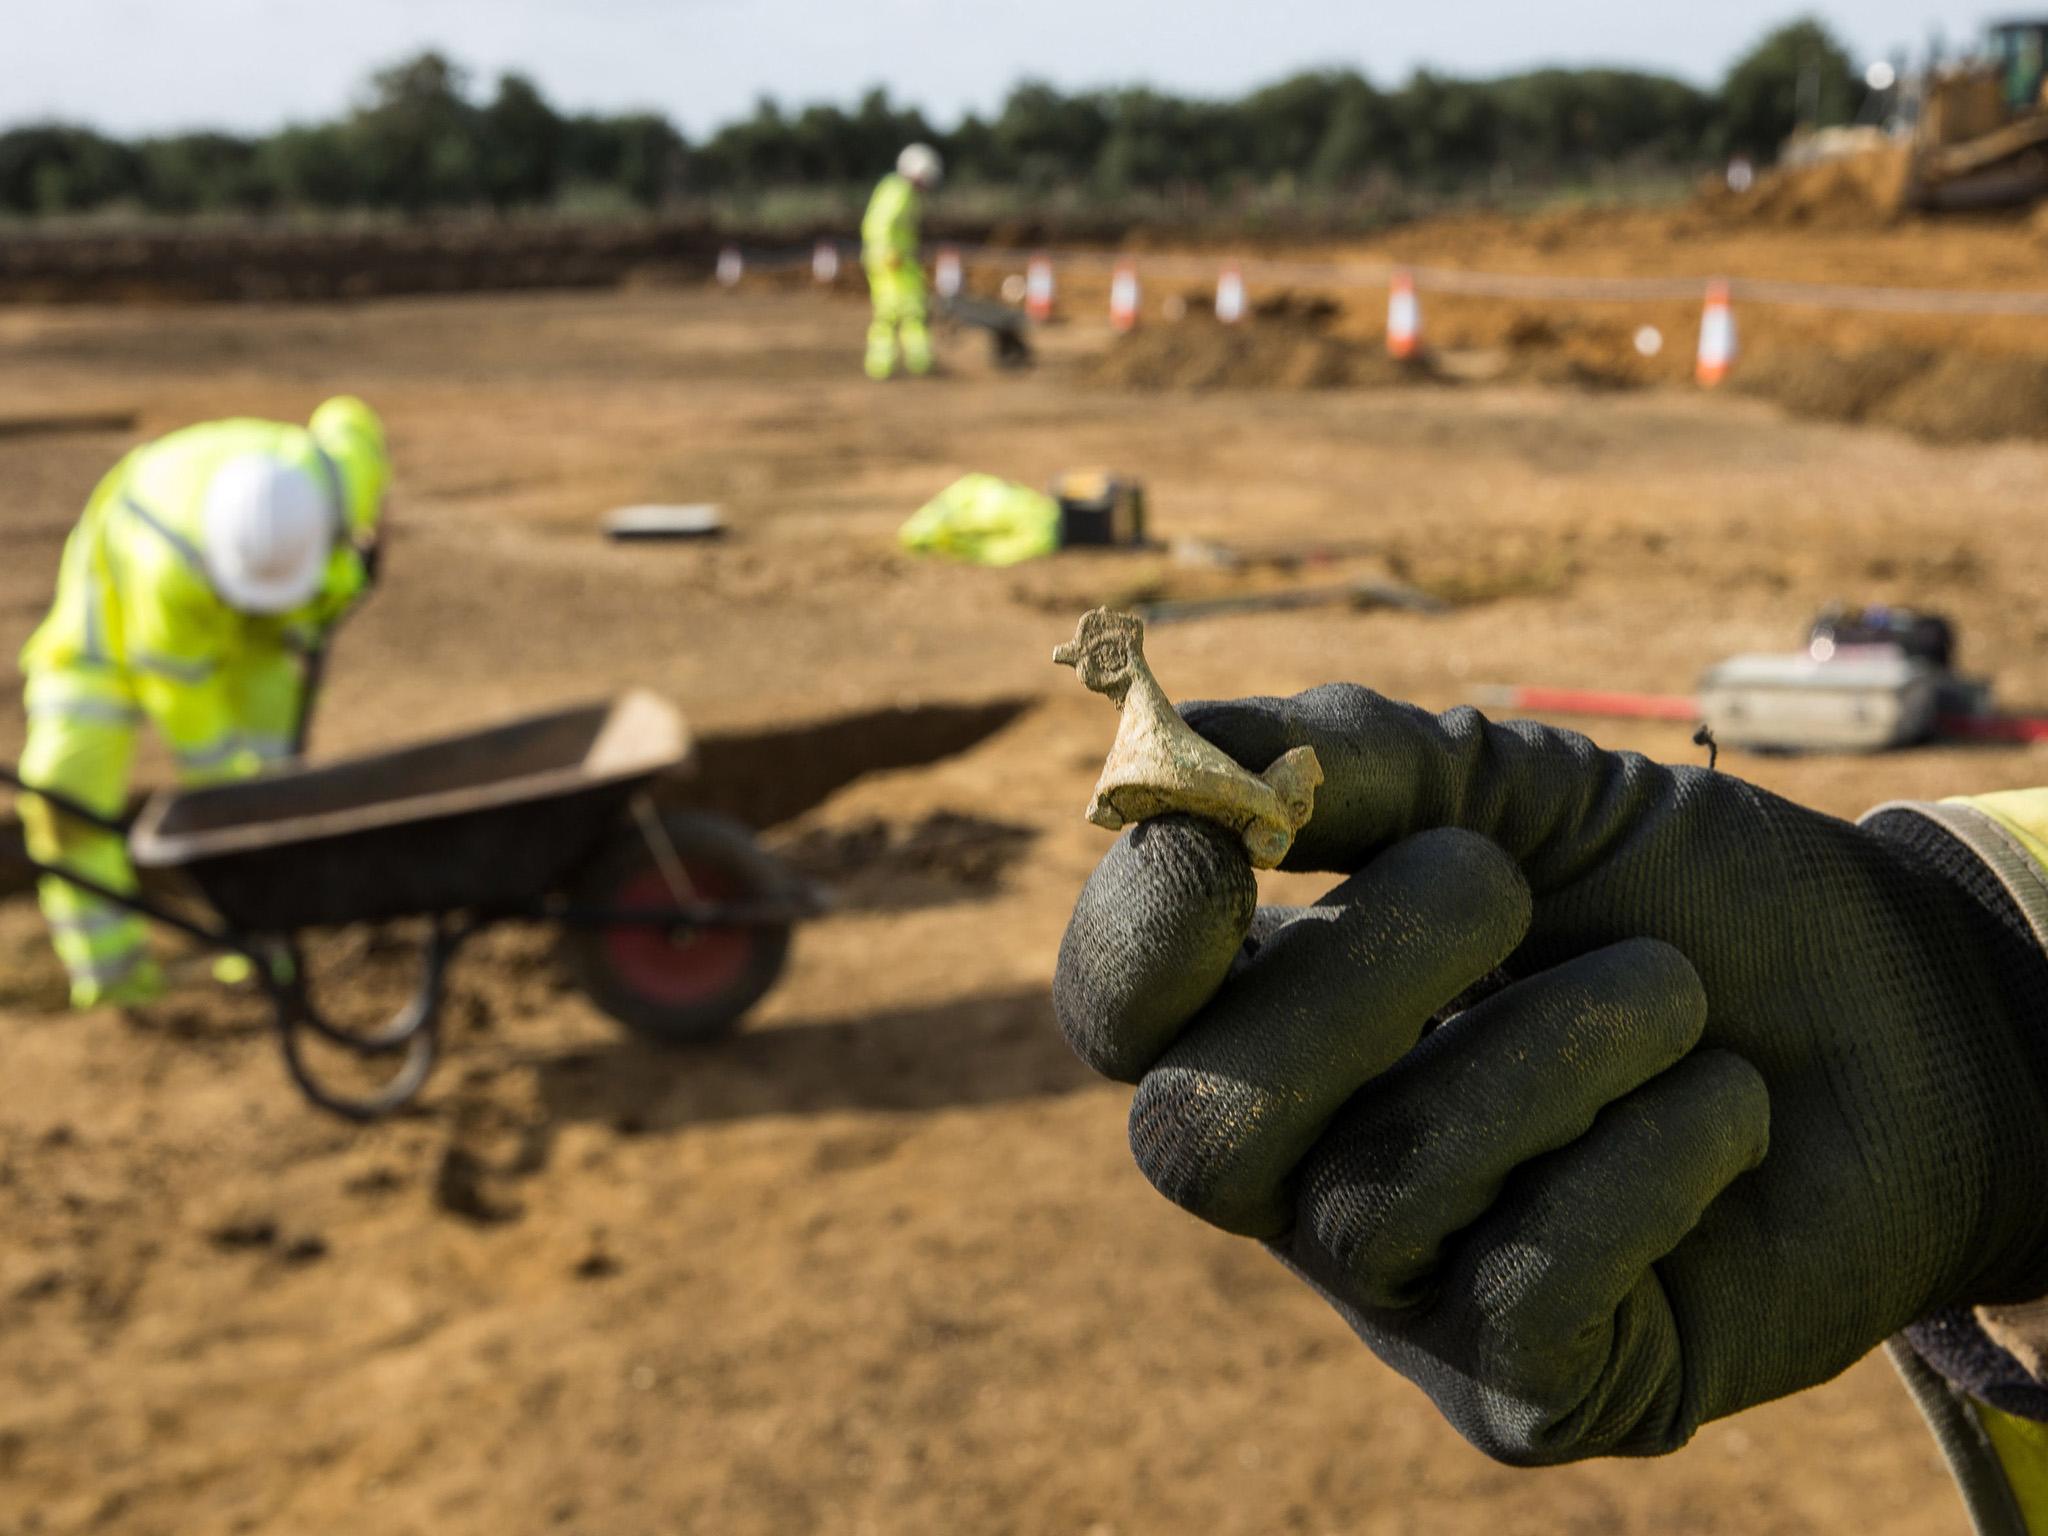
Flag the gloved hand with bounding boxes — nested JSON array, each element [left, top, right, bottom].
[[1054, 686, 2048, 1465]]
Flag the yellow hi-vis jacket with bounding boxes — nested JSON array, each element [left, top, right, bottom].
[[20, 418, 370, 774], [862, 172, 922, 265], [1876, 788, 2048, 1536]]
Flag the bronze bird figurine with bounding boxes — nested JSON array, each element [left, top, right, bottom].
[[1054, 607, 1322, 869]]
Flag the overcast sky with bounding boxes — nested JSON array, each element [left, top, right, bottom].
[[6, 2, 1996, 137]]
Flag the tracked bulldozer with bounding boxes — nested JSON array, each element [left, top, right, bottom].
[[1743, 20, 2048, 219], [1904, 17, 2048, 209]]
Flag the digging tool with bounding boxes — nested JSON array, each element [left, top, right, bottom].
[[291, 644, 328, 759]]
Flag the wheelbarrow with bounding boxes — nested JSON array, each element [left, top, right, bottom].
[[2, 691, 827, 1121], [937, 292, 1034, 369]]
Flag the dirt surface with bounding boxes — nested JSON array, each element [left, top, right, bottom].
[[6, 271, 2048, 1536], [1731, 344, 2048, 442]]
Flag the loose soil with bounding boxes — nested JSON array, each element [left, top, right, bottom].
[[3, 271, 2044, 1536], [1693, 145, 1919, 229]]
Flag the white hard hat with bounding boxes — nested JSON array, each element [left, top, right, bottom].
[[200, 456, 334, 615], [897, 142, 943, 188]]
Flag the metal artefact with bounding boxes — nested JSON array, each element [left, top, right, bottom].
[[3, 691, 825, 1121], [1054, 608, 1322, 868]]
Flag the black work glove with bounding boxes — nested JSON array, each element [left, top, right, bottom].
[[1054, 687, 2048, 1464]]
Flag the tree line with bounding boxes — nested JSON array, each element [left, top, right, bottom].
[[0, 20, 1859, 219]]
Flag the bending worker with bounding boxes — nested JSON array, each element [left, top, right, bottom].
[[1055, 689, 2048, 1531], [18, 399, 390, 1008], [863, 142, 942, 381]]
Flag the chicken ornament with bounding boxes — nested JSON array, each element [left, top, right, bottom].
[[1054, 608, 1322, 869]]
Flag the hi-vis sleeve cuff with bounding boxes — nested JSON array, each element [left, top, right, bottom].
[[1866, 792, 2048, 956], [1952, 790, 2048, 878], [1863, 791, 2048, 1536]]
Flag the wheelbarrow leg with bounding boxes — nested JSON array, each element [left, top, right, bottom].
[[275, 1001, 440, 1123], [268, 915, 467, 1121]]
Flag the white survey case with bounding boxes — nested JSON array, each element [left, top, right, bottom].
[[1697, 648, 1941, 753]]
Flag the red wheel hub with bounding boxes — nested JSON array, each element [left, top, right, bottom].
[[603, 867, 752, 1006]]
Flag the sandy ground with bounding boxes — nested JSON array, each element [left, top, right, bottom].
[[3, 272, 2047, 1535]]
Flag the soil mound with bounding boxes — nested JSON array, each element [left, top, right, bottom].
[[1695, 144, 1914, 230], [1097, 292, 1666, 395], [1489, 313, 1660, 390], [1092, 316, 1437, 392], [1734, 345, 2048, 442], [1874, 351, 2048, 442], [1731, 346, 1934, 424]]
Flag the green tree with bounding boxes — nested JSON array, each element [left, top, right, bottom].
[[346, 52, 483, 210], [0, 43, 1758, 218], [1240, 72, 1344, 178], [136, 132, 267, 213], [992, 81, 1110, 192], [1307, 76, 1392, 189], [1721, 16, 1862, 160], [0, 126, 140, 214], [261, 124, 361, 209], [1390, 71, 1501, 186], [479, 74, 565, 207]]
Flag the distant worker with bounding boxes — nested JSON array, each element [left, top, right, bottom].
[[17, 399, 390, 1007], [863, 142, 943, 381]]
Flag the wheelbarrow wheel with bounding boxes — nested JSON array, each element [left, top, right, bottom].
[[566, 809, 793, 1043]]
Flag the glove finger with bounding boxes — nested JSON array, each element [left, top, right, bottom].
[[1419, 1048, 1769, 1462], [1054, 814, 1257, 1082], [1295, 938, 1707, 1313], [1128, 828, 1531, 1239], [1180, 688, 1684, 882]]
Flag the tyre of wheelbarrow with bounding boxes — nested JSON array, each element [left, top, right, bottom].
[[566, 810, 792, 1043]]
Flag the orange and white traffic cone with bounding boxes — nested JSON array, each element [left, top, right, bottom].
[[1110, 258, 1140, 333], [812, 240, 839, 283], [935, 246, 963, 299], [1387, 268, 1421, 359], [1696, 280, 1737, 387], [1215, 263, 1246, 324], [716, 245, 743, 288], [1026, 253, 1056, 321]]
